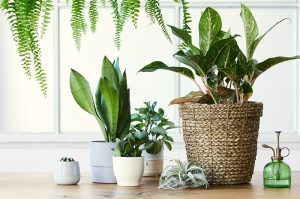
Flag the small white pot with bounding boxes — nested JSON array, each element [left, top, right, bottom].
[[113, 157, 144, 186], [54, 161, 80, 185], [142, 148, 164, 176]]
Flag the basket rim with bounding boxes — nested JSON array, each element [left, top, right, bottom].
[[180, 101, 263, 108]]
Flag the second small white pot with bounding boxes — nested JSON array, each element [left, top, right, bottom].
[[142, 148, 164, 176], [113, 156, 144, 186]]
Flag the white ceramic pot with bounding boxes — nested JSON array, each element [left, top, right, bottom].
[[90, 141, 116, 183], [54, 161, 80, 185], [113, 156, 144, 186], [142, 148, 164, 176]]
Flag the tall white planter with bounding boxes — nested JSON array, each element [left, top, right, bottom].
[[54, 161, 80, 185], [113, 157, 144, 186], [142, 148, 164, 176], [90, 141, 116, 183]]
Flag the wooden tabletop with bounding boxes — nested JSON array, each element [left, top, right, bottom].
[[0, 172, 299, 199]]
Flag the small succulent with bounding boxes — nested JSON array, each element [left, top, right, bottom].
[[159, 160, 208, 189], [59, 157, 75, 162], [130, 102, 178, 154]]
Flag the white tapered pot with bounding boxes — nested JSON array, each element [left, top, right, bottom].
[[54, 161, 80, 185], [142, 148, 164, 176], [113, 157, 144, 186]]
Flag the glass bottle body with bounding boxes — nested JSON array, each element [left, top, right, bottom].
[[263, 159, 291, 188]]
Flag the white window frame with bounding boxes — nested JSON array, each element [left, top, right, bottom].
[[0, 0, 299, 145]]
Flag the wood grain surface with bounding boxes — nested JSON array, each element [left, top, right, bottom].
[[0, 172, 298, 199]]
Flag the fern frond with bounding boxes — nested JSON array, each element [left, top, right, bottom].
[[71, 0, 87, 50], [0, 0, 8, 9], [109, 0, 121, 49], [180, 0, 191, 33], [100, 0, 106, 7], [130, 0, 140, 28], [145, 0, 155, 24], [40, 0, 53, 38], [89, 0, 98, 32], [151, 0, 171, 42]]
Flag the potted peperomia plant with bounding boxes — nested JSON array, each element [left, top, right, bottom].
[[70, 56, 131, 183], [130, 102, 177, 176], [112, 132, 149, 186], [54, 157, 80, 185], [139, 5, 300, 184]]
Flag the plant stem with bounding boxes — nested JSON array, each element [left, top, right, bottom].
[[200, 77, 217, 104]]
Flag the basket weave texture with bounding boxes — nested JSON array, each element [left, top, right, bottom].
[[179, 102, 263, 185]]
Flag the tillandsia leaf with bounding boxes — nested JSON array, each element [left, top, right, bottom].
[[251, 56, 300, 83], [248, 18, 290, 60], [139, 61, 195, 79], [199, 7, 222, 55], [240, 3, 259, 60], [159, 160, 208, 189], [101, 56, 120, 91], [99, 77, 120, 141]]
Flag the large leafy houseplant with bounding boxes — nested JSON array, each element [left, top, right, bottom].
[[130, 101, 176, 155], [70, 56, 131, 142], [1, 0, 191, 95], [139, 4, 300, 104]]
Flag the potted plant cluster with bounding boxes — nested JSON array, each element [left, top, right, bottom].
[[70, 56, 131, 183], [112, 132, 149, 186], [139, 4, 300, 184], [54, 157, 80, 185], [130, 101, 177, 176]]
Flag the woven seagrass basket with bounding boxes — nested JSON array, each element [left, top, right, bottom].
[[179, 102, 263, 185]]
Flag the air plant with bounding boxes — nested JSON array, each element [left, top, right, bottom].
[[159, 160, 208, 189]]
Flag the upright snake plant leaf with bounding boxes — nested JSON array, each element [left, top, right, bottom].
[[113, 58, 123, 83], [70, 69, 107, 140], [139, 61, 195, 79], [101, 56, 120, 90], [117, 71, 131, 140], [248, 18, 289, 60], [199, 7, 222, 55], [252, 56, 300, 82], [70, 69, 97, 116], [99, 77, 120, 141], [240, 4, 259, 60]]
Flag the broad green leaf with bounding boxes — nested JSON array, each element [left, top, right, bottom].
[[168, 25, 191, 44], [139, 61, 195, 79], [199, 7, 222, 54], [164, 140, 172, 151], [70, 69, 97, 116], [253, 56, 300, 81], [205, 37, 237, 70], [102, 56, 119, 90], [151, 126, 167, 135], [117, 71, 131, 140], [134, 131, 148, 140], [169, 91, 205, 105], [240, 3, 259, 60], [173, 52, 206, 76], [100, 77, 119, 140], [216, 39, 239, 68], [248, 18, 289, 59]]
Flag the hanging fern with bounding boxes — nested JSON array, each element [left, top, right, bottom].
[[89, 0, 98, 33], [130, 0, 140, 28], [180, 0, 191, 34], [40, 0, 53, 38], [109, 0, 121, 48], [145, 0, 171, 42], [71, 0, 87, 50], [1, 0, 49, 96]]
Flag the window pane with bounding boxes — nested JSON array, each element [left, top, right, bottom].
[[181, 8, 297, 133], [0, 13, 54, 133], [60, 7, 175, 133]]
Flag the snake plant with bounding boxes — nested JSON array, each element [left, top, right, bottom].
[[130, 101, 177, 154], [70, 56, 131, 142], [159, 160, 208, 189], [139, 4, 300, 104]]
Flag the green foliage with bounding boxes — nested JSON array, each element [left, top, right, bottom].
[[159, 160, 208, 189], [1, 0, 51, 96], [113, 132, 148, 157], [60, 157, 75, 162], [139, 5, 300, 104], [89, 0, 99, 33], [130, 102, 177, 154], [70, 56, 131, 142], [71, 0, 87, 50]]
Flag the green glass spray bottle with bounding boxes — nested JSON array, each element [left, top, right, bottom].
[[262, 131, 291, 188]]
